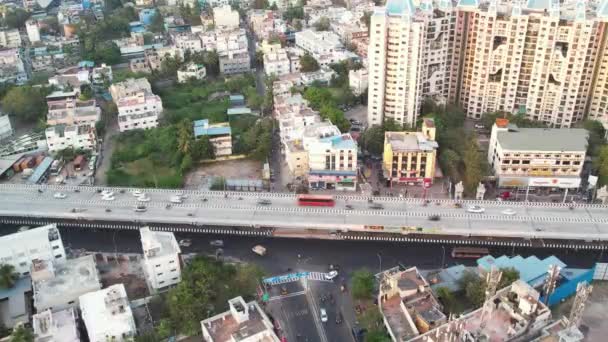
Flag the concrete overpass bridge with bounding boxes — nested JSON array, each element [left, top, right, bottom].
[[0, 184, 607, 250]]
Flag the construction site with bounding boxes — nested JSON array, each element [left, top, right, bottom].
[[378, 265, 593, 342]]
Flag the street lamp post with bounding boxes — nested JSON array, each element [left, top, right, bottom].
[[440, 246, 445, 269], [377, 253, 382, 273]]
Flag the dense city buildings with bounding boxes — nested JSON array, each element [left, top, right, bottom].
[[488, 118, 588, 189], [368, 0, 608, 128]]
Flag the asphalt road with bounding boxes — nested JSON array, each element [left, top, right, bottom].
[[3, 184, 608, 241]]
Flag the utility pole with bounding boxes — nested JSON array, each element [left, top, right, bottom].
[[480, 267, 502, 324], [543, 264, 561, 305], [568, 282, 593, 329]]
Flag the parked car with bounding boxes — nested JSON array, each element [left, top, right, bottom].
[[474, 124, 485, 129]]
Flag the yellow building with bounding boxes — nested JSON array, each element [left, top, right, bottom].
[[383, 118, 438, 186]]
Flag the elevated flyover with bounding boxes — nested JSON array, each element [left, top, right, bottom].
[[0, 184, 607, 249]]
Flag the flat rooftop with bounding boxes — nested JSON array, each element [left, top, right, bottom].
[[33, 254, 101, 311], [140, 227, 180, 260], [386, 132, 438, 152], [202, 300, 276, 342], [497, 127, 588, 152], [33, 308, 80, 342], [382, 295, 418, 341]]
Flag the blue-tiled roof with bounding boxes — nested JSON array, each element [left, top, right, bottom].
[[457, 0, 479, 8], [230, 94, 245, 101], [193, 119, 232, 137], [78, 60, 95, 68], [321, 135, 357, 150], [386, 0, 415, 15], [477, 255, 567, 285], [28, 157, 54, 184]]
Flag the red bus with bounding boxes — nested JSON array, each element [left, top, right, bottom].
[[451, 247, 490, 259], [297, 194, 335, 207]]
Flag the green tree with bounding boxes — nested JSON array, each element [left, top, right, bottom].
[[595, 145, 608, 186], [191, 136, 215, 161], [439, 149, 461, 181], [9, 326, 33, 342], [180, 154, 193, 172], [284, 6, 304, 22], [498, 267, 520, 289], [2, 86, 48, 123], [351, 269, 374, 300], [2, 8, 30, 29], [300, 53, 320, 72], [584, 120, 606, 157], [150, 12, 165, 33], [165, 256, 264, 334], [365, 331, 391, 342], [0, 264, 18, 289], [314, 16, 330, 31], [458, 270, 485, 308], [462, 135, 484, 195], [361, 125, 385, 156], [435, 287, 460, 315], [177, 119, 193, 154]]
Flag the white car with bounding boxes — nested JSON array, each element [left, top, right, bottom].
[[170, 196, 183, 204], [137, 195, 151, 202], [102, 195, 115, 201], [101, 190, 114, 197], [53, 192, 67, 199], [320, 308, 328, 323], [179, 239, 192, 247], [324, 270, 339, 281], [132, 190, 143, 197], [467, 205, 485, 213], [501, 208, 517, 216]]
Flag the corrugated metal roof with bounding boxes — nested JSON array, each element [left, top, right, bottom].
[[477, 254, 567, 284], [28, 157, 54, 184]]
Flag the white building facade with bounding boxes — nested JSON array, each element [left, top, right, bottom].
[[79, 284, 136, 342], [0, 224, 65, 277], [45, 124, 97, 152], [140, 227, 181, 292], [264, 48, 291, 76]]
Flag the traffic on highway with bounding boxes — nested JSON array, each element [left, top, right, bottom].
[[2, 183, 608, 241]]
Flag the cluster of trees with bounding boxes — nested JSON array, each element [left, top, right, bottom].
[[233, 118, 274, 161], [303, 87, 350, 132], [351, 269, 375, 299], [147, 256, 265, 337], [457, 268, 520, 307], [77, 7, 138, 64], [179, 3, 203, 25], [299, 53, 320, 73], [314, 16, 331, 31], [422, 100, 487, 195], [361, 118, 411, 156], [350, 269, 391, 342], [0, 8, 30, 29], [1, 86, 50, 124]]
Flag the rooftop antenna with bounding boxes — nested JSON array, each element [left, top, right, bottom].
[[480, 266, 502, 325], [568, 281, 593, 329], [543, 264, 561, 305]]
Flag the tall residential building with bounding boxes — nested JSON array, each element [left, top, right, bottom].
[[367, 0, 426, 127], [368, 0, 608, 128]]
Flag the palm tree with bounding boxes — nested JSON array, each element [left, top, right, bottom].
[[177, 119, 193, 155], [0, 264, 18, 289]]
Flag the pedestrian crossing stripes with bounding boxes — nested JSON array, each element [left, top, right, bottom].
[[263, 271, 331, 285]]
